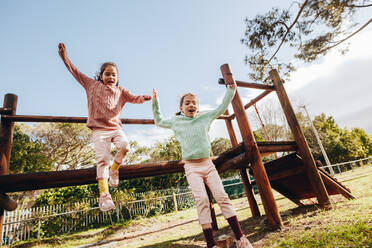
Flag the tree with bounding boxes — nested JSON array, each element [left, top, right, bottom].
[[241, 0, 372, 81], [211, 137, 232, 156], [31, 123, 95, 170], [297, 113, 372, 164], [10, 124, 53, 174]]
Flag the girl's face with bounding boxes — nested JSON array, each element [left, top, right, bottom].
[[101, 65, 118, 86], [180, 95, 199, 118]]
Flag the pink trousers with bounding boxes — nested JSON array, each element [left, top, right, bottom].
[[92, 129, 130, 180], [184, 158, 236, 225]]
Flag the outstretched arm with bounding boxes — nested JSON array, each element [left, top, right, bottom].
[[152, 89, 174, 128], [207, 83, 236, 120], [122, 89, 151, 104], [58, 43, 94, 89]]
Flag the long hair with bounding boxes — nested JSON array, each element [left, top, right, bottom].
[[176, 93, 197, 115], [94, 62, 119, 86]]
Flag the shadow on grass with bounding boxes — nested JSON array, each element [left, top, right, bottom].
[[140, 204, 326, 248], [11, 204, 329, 248]]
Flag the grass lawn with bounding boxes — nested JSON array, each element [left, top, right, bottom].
[[10, 165, 372, 248]]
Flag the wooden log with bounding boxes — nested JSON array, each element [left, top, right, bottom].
[[221, 64, 282, 230], [224, 109, 260, 217], [0, 152, 249, 193], [219, 78, 275, 90], [2, 115, 155, 124], [0, 93, 18, 238], [270, 69, 331, 209], [205, 185, 219, 230], [257, 141, 297, 153], [3, 114, 231, 123], [235, 81, 275, 90]]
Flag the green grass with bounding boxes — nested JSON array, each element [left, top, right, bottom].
[[10, 165, 372, 248]]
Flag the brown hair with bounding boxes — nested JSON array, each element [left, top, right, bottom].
[[176, 93, 197, 115], [94, 62, 119, 86]]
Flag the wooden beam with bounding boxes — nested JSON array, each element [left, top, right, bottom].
[[2, 115, 231, 124], [2, 115, 155, 124], [221, 64, 282, 230], [318, 170, 355, 200], [0, 152, 249, 193], [224, 109, 260, 217], [219, 78, 275, 90], [0, 94, 18, 238], [270, 69, 331, 209], [235, 81, 275, 90]]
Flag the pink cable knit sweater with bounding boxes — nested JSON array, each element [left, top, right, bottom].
[[61, 57, 146, 130]]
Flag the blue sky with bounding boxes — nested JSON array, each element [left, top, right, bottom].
[[1, 1, 371, 146]]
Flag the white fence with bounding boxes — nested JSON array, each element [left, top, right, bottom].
[[319, 156, 372, 174], [1, 183, 238, 245]]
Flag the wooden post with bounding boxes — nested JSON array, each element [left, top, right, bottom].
[[172, 190, 178, 212], [221, 64, 282, 230], [0, 94, 18, 239], [206, 185, 218, 230], [270, 69, 331, 209], [224, 109, 260, 217]]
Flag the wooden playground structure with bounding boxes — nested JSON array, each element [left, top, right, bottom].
[[0, 65, 354, 236]]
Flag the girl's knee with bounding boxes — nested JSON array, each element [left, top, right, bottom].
[[214, 193, 230, 203], [196, 195, 210, 207]]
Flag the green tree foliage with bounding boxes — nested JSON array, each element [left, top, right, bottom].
[[32, 123, 95, 170], [33, 185, 97, 206], [10, 124, 53, 174], [119, 136, 187, 192], [211, 137, 232, 156], [296, 113, 372, 164], [241, 0, 372, 81]]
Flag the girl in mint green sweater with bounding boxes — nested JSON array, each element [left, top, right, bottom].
[[152, 83, 252, 248]]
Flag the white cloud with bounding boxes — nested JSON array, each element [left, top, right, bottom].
[[287, 28, 372, 93], [285, 28, 372, 134]]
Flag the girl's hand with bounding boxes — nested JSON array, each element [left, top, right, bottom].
[[226, 80, 237, 88], [58, 43, 67, 60], [152, 88, 157, 99], [143, 95, 152, 101]]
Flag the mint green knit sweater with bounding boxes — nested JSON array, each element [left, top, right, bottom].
[[152, 86, 236, 160]]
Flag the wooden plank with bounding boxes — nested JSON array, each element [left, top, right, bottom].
[[270, 182, 304, 206], [268, 166, 305, 181], [221, 64, 282, 230], [270, 69, 331, 209], [319, 170, 355, 199]]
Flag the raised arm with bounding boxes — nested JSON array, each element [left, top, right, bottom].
[[152, 89, 174, 129], [207, 85, 236, 120], [58, 43, 94, 89]]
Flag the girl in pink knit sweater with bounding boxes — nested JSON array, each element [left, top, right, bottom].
[[58, 43, 151, 211]]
